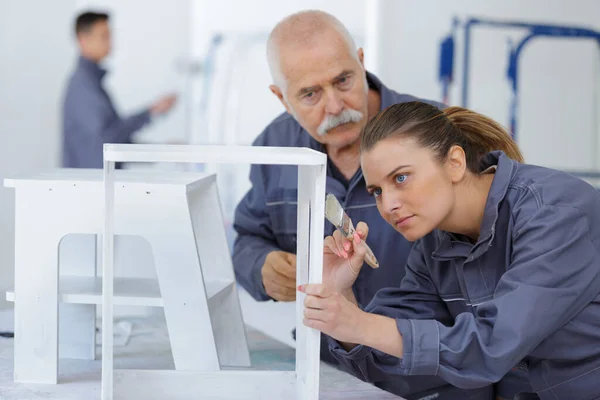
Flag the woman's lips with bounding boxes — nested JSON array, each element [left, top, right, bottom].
[[394, 215, 414, 228]]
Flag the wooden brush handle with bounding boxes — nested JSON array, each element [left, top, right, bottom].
[[362, 243, 380, 269], [346, 220, 379, 269]]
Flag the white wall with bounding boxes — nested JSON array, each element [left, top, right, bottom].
[[0, 1, 77, 308], [371, 0, 600, 171]]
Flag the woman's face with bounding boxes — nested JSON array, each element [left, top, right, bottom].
[[362, 136, 457, 242]]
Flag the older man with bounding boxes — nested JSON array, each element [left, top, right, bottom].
[[233, 10, 520, 400]]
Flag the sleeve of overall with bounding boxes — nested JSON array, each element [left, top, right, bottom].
[[232, 162, 281, 301], [101, 109, 151, 143], [71, 85, 150, 144]]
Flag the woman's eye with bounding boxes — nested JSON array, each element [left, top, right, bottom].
[[395, 174, 407, 184]]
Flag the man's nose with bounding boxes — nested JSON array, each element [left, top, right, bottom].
[[324, 90, 343, 115]]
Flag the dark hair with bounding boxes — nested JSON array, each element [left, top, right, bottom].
[[360, 101, 524, 172], [75, 12, 109, 35]]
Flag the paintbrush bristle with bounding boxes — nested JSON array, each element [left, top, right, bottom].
[[325, 193, 344, 227]]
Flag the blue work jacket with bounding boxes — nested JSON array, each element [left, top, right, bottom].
[[330, 151, 600, 400]]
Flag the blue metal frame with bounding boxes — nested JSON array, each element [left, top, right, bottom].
[[439, 18, 459, 104], [457, 18, 589, 108], [439, 17, 600, 180], [452, 17, 600, 140], [505, 25, 600, 140]]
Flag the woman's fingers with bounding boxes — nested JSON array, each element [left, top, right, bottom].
[[355, 221, 369, 240], [332, 230, 350, 258], [352, 232, 367, 258], [298, 283, 331, 298], [324, 235, 339, 256], [303, 307, 329, 322], [303, 318, 327, 331]]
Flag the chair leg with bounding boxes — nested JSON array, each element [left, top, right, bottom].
[[58, 234, 97, 360], [14, 230, 63, 384]]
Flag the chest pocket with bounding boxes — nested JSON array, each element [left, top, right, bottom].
[[266, 192, 298, 253], [434, 259, 474, 318], [440, 295, 473, 318]]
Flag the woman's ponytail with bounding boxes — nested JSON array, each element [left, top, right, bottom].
[[361, 102, 524, 173], [443, 106, 524, 163]]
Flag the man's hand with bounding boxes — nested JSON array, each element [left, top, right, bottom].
[[150, 94, 177, 116], [261, 250, 297, 301]]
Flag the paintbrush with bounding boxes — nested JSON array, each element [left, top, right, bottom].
[[324, 193, 379, 269]]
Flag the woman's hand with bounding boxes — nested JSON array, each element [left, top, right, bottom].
[[322, 221, 371, 293], [298, 284, 368, 345], [299, 283, 405, 358]]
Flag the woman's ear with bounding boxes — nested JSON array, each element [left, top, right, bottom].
[[446, 145, 467, 183]]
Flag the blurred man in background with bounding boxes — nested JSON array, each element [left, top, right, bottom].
[[62, 11, 176, 168]]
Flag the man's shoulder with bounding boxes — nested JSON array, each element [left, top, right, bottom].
[[374, 74, 445, 110], [388, 91, 447, 110], [64, 65, 94, 96], [252, 112, 308, 147], [368, 72, 446, 109]]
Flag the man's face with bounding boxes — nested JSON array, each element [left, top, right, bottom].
[[78, 20, 111, 61], [271, 32, 369, 150]]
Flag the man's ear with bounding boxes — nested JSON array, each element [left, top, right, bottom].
[[76, 34, 86, 49], [269, 85, 292, 115], [357, 48, 365, 67]]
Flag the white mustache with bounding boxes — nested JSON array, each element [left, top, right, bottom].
[[316, 108, 364, 136]]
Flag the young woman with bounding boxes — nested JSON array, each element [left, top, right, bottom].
[[299, 101, 600, 400]]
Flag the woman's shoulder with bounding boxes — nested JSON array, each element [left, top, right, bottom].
[[504, 163, 600, 236], [508, 163, 599, 210]]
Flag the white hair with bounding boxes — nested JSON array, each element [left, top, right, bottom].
[[266, 10, 359, 94]]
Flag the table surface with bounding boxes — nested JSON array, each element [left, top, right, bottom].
[[3, 168, 212, 187], [0, 311, 403, 399]]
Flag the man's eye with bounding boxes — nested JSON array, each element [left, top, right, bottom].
[[301, 90, 320, 105], [337, 76, 352, 89], [373, 188, 382, 197]]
